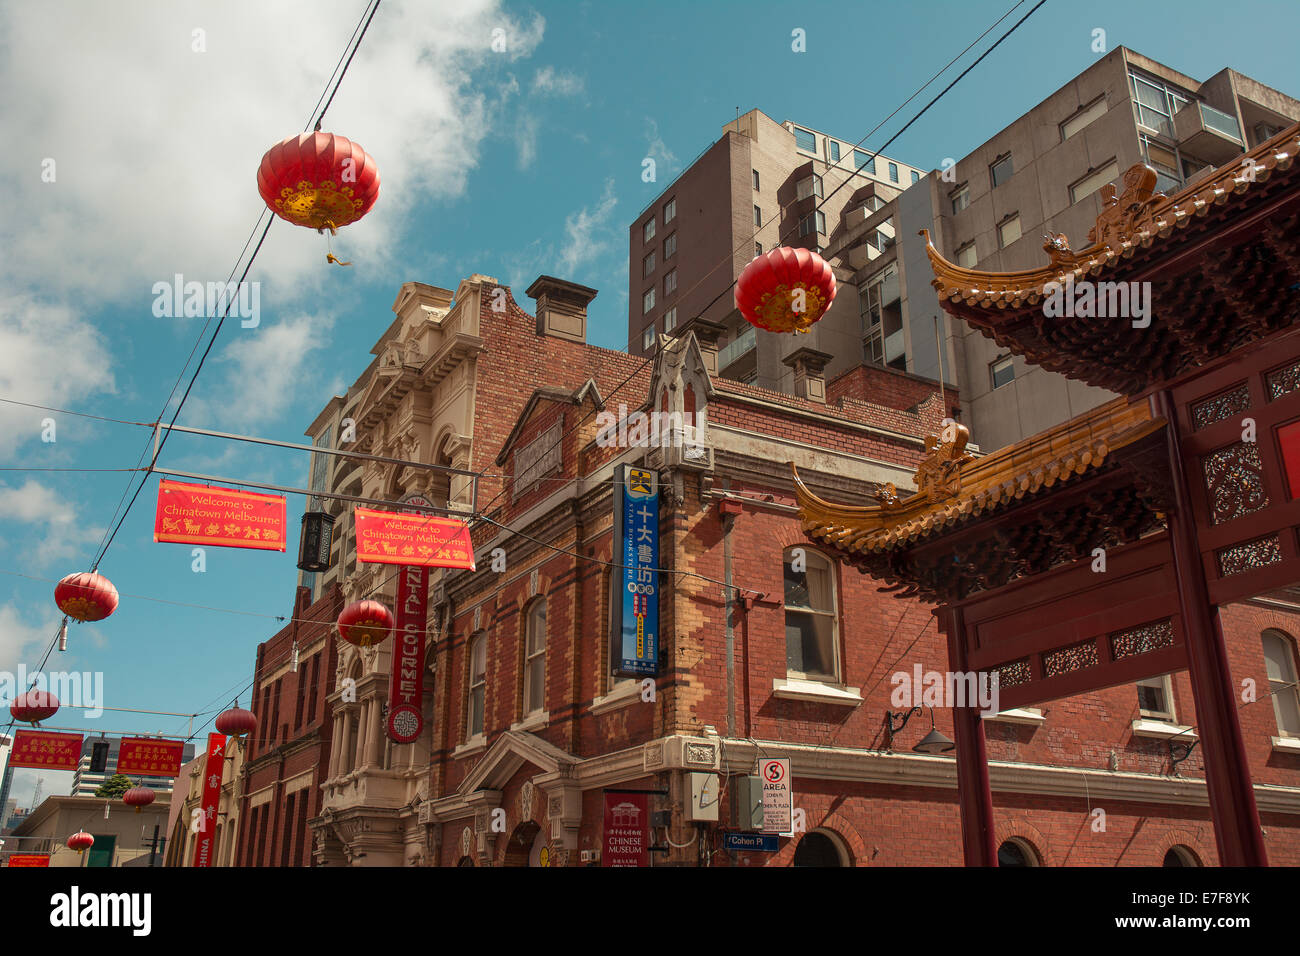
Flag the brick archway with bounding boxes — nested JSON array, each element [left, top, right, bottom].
[[501, 820, 542, 867]]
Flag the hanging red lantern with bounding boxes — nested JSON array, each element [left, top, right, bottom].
[[10, 690, 59, 726], [54, 571, 119, 622], [337, 599, 394, 647], [257, 132, 380, 234], [735, 246, 837, 334], [215, 704, 257, 738], [122, 786, 156, 813], [67, 831, 95, 854]]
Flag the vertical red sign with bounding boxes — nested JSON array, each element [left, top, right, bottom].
[[602, 791, 650, 867], [386, 564, 427, 743], [191, 733, 227, 868]]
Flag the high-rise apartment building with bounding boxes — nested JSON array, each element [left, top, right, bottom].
[[69, 737, 195, 797], [631, 49, 1300, 453]]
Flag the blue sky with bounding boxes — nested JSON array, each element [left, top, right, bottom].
[[2, 0, 1298, 807]]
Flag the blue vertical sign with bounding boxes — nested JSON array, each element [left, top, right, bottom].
[[613, 464, 660, 676]]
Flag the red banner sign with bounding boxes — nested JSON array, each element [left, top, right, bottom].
[[353, 507, 475, 569], [9, 730, 82, 770], [116, 737, 185, 777], [386, 564, 428, 743], [5, 854, 50, 867], [191, 733, 226, 869], [602, 791, 650, 867], [154, 479, 286, 551]]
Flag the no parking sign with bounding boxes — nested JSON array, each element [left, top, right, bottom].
[[760, 757, 792, 834]]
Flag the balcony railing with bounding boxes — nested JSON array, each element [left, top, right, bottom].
[[1198, 103, 1242, 141], [718, 326, 757, 370]]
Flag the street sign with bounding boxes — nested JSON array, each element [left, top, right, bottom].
[[760, 757, 792, 834], [723, 832, 779, 853]]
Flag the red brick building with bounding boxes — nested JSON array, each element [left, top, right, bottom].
[[237, 583, 342, 866]]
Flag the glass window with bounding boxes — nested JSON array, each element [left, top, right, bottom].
[[663, 197, 676, 223], [468, 633, 486, 737], [664, 268, 677, 296], [990, 154, 1013, 188], [1070, 160, 1120, 204], [888, 162, 899, 183], [829, 141, 840, 162], [643, 287, 655, 314], [956, 243, 977, 269], [754, 241, 762, 257], [793, 127, 817, 152], [664, 232, 676, 260], [524, 599, 546, 716], [643, 251, 655, 277], [798, 211, 826, 237], [990, 354, 1015, 389], [642, 324, 655, 350], [643, 218, 655, 242], [998, 214, 1021, 248], [997, 839, 1038, 867], [911, 170, 920, 184], [663, 307, 677, 332], [1137, 674, 1175, 721], [752, 169, 760, 190], [1061, 96, 1108, 141], [753, 204, 762, 226], [796, 175, 823, 201], [784, 547, 840, 681], [951, 185, 970, 213], [1263, 630, 1300, 737], [854, 150, 875, 174]]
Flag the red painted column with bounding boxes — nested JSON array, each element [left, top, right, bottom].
[[1154, 391, 1268, 866], [939, 605, 997, 866]]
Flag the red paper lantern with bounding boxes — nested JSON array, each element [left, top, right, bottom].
[[54, 571, 119, 622], [338, 600, 394, 647], [123, 786, 155, 813], [735, 246, 837, 334], [257, 132, 380, 234], [67, 831, 95, 854], [215, 705, 257, 738], [10, 690, 59, 726]]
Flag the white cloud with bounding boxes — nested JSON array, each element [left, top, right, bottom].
[[531, 66, 584, 97], [559, 178, 620, 274], [0, 480, 106, 569], [0, 600, 63, 675], [0, 1, 547, 303], [645, 117, 679, 176], [0, 295, 116, 458], [517, 114, 541, 169]]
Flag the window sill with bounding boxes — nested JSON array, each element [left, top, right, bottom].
[[772, 677, 863, 707], [510, 711, 549, 733], [591, 679, 641, 716], [1270, 735, 1300, 754], [982, 708, 1045, 726], [1131, 718, 1197, 741], [453, 734, 487, 758]]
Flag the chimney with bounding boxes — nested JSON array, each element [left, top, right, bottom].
[[782, 347, 834, 403], [680, 317, 727, 375], [526, 275, 597, 344]]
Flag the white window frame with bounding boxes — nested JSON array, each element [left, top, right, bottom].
[[643, 217, 656, 243], [663, 197, 676, 223], [1263, 629, 1300, 738], [642, 324, 656, 351], [990, 153, 1014, 188], [1137, 674, 1176, 721], [956, 242, 977, 269], [1061, 96, 1108, 141], [950, 184, 970, 213], [1070, 160, 1120, 205], [997, 214, 1021, 248], [467, 632, 486, 739], [783, 547, 841, 683], [643, 287, 655, 314], [663, 307, 677, 332], [990, 354, 1015, 389], [664, 268, 677, 297], [643, 250, 655, 277], [523, 599, 547, 717], [664, 231, 677, 260]]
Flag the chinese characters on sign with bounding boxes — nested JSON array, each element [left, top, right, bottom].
[[9, 730, 82, 771], [612, 465, 660, 676], [116, 738, 185, 777], [5, 854, 50, 867], [386, 563, 428, 743], [191, 733, 226, 869], [602, 791, 650, 867], [353, 507, 476, 569], [154, 480, 287, 551]]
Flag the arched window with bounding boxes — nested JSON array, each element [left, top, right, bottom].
[[467, 632, 486, 739], [1162, 845, 1201, 866], [997, 838, 1040, 867], [783, 547, 840, 681], [1262, 629, 1300, 738], [792, 830, 849, 867], [524, 599, 547, 716]]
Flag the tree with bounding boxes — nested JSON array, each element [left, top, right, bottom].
[[95, 773, 133, 798]]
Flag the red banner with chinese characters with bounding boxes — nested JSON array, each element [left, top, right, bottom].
[[602, 791, 649, 867], [5, 854, 50, 867], [191, 733, 226, 869], [386, 564, 428, 744], [154, 479, 287, 551], [116, 737, 185, 777], [353, 507, 475, 569], [9, 730, 82, 770]]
